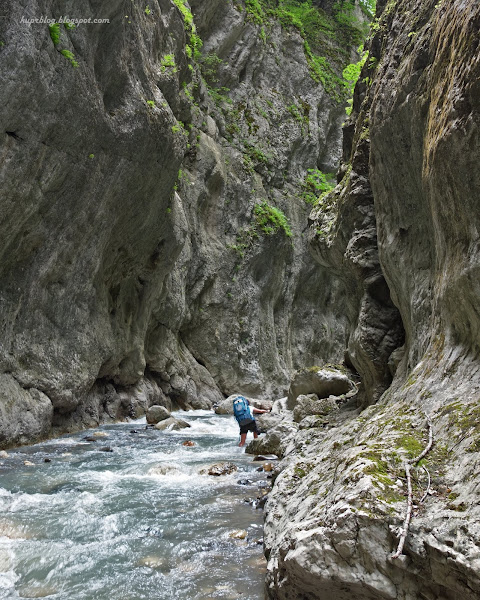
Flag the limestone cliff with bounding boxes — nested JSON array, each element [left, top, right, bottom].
[[265, 0, 480, 598], [0, 0, 362, 446]]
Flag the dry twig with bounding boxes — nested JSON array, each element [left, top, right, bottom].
[[391, 412, 434, 559]]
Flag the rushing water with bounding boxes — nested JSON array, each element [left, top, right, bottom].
[[0, 411, 268, 600]]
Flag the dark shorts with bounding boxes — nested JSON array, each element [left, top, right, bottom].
[[239, 419, 258, 435]]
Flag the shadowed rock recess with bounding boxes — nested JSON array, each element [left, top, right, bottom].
[[1, 0, 480, 598]]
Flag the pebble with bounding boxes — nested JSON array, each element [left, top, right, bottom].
[[229, 530, 248, 540]]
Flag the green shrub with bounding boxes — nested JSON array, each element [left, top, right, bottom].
[[253, 201, 292, 237]]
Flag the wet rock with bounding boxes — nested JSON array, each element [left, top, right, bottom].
[[154, 417, 191, 431], [237, 479, 253, 486], [182, 440, 195, 447], [44, 458, 51, 463], [91, 431, 109, 438], [203, 462, 237, 476], [0, 451, 8, 458], [130, 430, 139, 434], [253, 454, 278, 462], [23, 460, 35, 466], [229, 530, 247, 540], [256, 496, 268, 509], [146, 405, 171, 425], [83, 436, 97, 442], [98, 446, 113, 452], [263, 463, 274, 472], [287, 367, 355, 409]]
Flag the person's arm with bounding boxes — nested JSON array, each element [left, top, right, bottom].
[[252, 407, 271, 414]]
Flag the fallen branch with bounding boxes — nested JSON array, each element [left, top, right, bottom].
[[391, 412, 434, 559], [420, 466, 431, 504]]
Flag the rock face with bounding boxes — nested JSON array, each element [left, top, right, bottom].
[[287, 366, 356, 409], [0, 0, 359, 446], [264, 1, 480, 599]]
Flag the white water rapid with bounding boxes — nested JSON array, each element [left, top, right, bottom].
[[0, 411, 268, 599]]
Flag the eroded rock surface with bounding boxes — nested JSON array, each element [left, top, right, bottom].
[[0, 0, 358, 445], [265, 1, 480, 599]]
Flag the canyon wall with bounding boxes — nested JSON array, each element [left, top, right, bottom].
[[264, 0, 480, 598], [0, 0, 361, 445]]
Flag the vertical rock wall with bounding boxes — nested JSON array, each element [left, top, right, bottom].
[[0, 0, 359, 445], [265, 1, 480, 599]]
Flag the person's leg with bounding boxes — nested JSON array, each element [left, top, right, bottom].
[[253, 432, 258, 439], [239, 433, 247, 447]]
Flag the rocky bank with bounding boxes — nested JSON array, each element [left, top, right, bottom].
[[262, 1, 480, 598]]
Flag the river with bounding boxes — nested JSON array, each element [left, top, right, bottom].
[[0, 411, 267, 599]]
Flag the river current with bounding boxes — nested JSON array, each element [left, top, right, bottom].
[[0, 411, 267, 599]]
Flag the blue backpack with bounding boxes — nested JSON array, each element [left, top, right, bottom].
[[232, 395, 253, 425]]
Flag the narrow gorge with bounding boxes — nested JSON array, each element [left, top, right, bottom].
[[1, 0, 479, 598]]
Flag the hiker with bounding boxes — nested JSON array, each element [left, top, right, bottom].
[[232, 395, 270, 447]]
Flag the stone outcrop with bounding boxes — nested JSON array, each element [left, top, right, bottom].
[[0, 0, 359, 446], [264, 1, 480, 599], [287, 366, 356, 409]]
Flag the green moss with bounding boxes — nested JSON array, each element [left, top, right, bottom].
[[395, 434, 423, 458], [60, 49, 78, 68], [253, 201, 292, 237], [49, 23, 61, 45]]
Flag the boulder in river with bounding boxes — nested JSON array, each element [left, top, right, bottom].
[[146, 405, 171, 425], [182, 440, 195, 447], [154, 417, 191, 431], [229, 530, 247, 540], [202, 462, 237, 476]]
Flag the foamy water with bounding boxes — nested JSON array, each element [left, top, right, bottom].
[[0, 411, 267, 599]]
